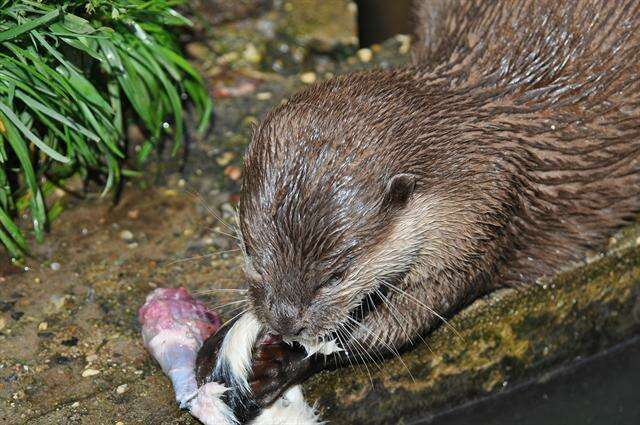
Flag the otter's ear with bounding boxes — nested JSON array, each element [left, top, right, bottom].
[[381, 173, 416, 211]]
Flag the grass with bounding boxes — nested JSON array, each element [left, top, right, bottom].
[[0, 0, 212, 258]]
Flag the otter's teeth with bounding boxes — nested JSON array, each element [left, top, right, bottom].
[[297, 338, 343, 357], [281, 337, 295, 347]]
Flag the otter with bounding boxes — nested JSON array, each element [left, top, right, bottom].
[[198, 0, 640, 420]]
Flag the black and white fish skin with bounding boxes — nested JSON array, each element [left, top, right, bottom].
[[197, 311, 327, 425], [140, 289, 329, 424]]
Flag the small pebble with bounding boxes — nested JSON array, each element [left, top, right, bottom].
[[243, 43, 261, 63], [116, 422, 124, 425], [356, 48, 372, 62], [224, 166, 242, 181], [243, 115, 258, 126], [300, 72, 317, 84], [116, 384, 128, 394], [38, 322, 48, 331], [0, 300, 14, 312], [216, 152, 235, 166], [71, 402, 80, 408], [396, 34, 411, 54], [55, 356, 71, 365], [50, 262, 61, 271], [119, 230, 134, 241], [50, 295, 70, 311], [185, 42, 208, 60], [61, 336, 78, 347], [218, 51, 239, 65], [127, 210, 139, 220], [256, 92, 272, 100], [82, 369, 100, 377], [86, 354, 98, 363]]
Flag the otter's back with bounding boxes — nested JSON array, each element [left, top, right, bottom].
[[414, 0, 640, 86]]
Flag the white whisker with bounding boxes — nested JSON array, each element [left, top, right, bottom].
[[166, 249, 241, 266], [210, 299, 248, 311], [345, 315, 415, 383], [217, 308, 249, 332], [381, 281, 464, 341], [195, 288, 248, 294], [374, 287, 435, 356], [204, 227, 242, 242], [184, 187, 237, 233]]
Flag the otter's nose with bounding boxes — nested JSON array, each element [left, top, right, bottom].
[[270, 314, 306, 338]]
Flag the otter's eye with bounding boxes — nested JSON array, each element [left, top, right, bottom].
[[317, 271, 344, 291], [241, 240, 262, 280], [243, 241, 255, 259]]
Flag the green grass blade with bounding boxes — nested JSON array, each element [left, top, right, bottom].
[[0, 0, 212, 255], [0, 101, 70, 163], [32, 31, 112, 112], [137, 46, 183, 154], [0, 7, 61, 42], [15, 90, 100, 142], [0, 111, 46, 240], [0, 225, 22, 258], [0, 206, 27, 251]]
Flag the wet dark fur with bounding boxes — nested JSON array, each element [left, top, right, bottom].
[[239, 0, 640, 354]]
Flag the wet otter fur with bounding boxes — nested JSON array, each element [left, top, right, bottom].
[[211, 0, 640, 411]]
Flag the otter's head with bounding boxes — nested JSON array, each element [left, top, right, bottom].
[[238, 75, 431, 343]]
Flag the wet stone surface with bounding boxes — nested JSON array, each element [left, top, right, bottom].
[[1, 6, 639, 425]]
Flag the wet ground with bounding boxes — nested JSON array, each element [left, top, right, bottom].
[[0, 186, 242, 424], [1, 2, 640, 424]]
